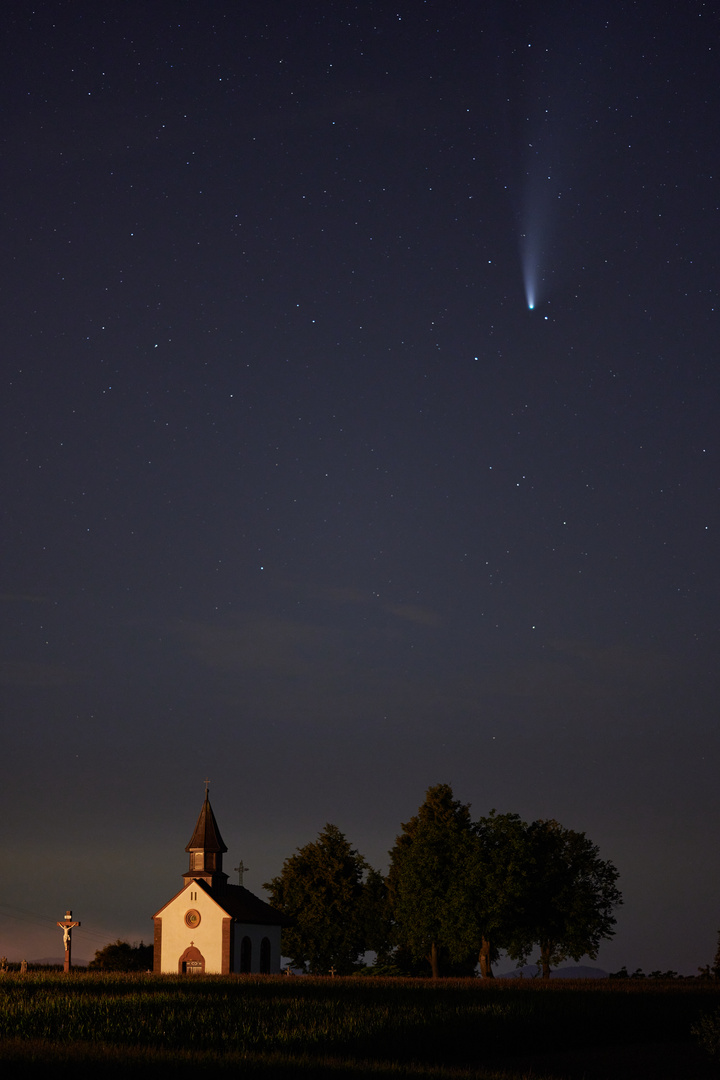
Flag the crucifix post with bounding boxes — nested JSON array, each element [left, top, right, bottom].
[[233, 860, 249, 886], [57, 910, 81, 973]]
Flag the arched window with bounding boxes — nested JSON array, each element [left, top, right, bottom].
[[240, 935, 252, 973], [260, 937, 271, 974]]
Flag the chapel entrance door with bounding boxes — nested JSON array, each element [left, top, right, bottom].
[[179, 944, 206, 974]]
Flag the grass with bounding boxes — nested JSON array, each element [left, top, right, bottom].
[[0, 972, 718, 1078]]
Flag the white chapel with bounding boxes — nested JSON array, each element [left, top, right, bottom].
[[152, 789, 290, 974]]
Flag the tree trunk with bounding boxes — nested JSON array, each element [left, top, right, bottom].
[[429, 941, 440, 979], [478, 937, 495, 978], [540, 942, 552, 980]]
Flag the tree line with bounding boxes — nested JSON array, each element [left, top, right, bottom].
[[264, 783, 622, 979]]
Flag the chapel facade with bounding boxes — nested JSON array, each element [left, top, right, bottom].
[[152, 790, 290, 974]]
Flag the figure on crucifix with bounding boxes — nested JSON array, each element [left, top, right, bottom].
[[56, 910, 81, 973]]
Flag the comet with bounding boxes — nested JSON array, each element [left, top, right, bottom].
[[519, 124, 557, 311], [521, 228, 541, 311]]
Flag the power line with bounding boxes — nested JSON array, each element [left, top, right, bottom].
[[0, 902, 143, 947]]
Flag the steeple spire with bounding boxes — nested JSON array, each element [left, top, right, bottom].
[[183, 788, 228, 890]]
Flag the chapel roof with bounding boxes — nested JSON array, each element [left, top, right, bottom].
[[215, 883, 294, 927], [185, 790, 228, 854], [152, 877, 293, 927]]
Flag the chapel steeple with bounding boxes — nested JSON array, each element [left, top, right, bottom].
[[183, 787, 228, 890]]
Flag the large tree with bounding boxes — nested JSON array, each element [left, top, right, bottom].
[[506, 818, 622, 979], [264, 823, 387, 974], [468, 811, 532, 977], [387, 784, 478, 978]]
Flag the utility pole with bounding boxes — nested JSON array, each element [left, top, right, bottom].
[[57, 909, 80, 973]]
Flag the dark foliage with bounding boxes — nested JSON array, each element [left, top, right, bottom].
[[88, 940, 153, 972], [387, 785, 622, 980], [693, 1006, 720, 1062], [506, 818, 622, 978], [264, 823, 388, 974], [387, 784, 478, 978]]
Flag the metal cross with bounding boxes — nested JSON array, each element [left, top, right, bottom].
[[234, 860, 249, 886]]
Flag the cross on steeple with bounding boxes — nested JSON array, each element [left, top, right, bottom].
[[203, 777, 211, 792]]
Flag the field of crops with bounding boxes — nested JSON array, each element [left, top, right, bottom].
[[0, 972, 719, 1078]]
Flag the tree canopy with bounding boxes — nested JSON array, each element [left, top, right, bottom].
[[264, 823, 387, 974], [468, 811, 532, 977], [88, 940, 153, 971], [387, 786, 622, 979], [387, 783, 477, 978], [504, 818, 622, 978], [267, 787, 622, 979]]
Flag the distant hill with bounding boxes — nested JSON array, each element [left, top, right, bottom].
[[497, 964, 608, 979]]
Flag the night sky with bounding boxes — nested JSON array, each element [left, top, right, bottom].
[[2, 1, 719, 974]]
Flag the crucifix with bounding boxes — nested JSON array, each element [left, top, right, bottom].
[[234, 860, 249, 886], [56, 909, 81, 973], [203, 777, 210, 793]]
